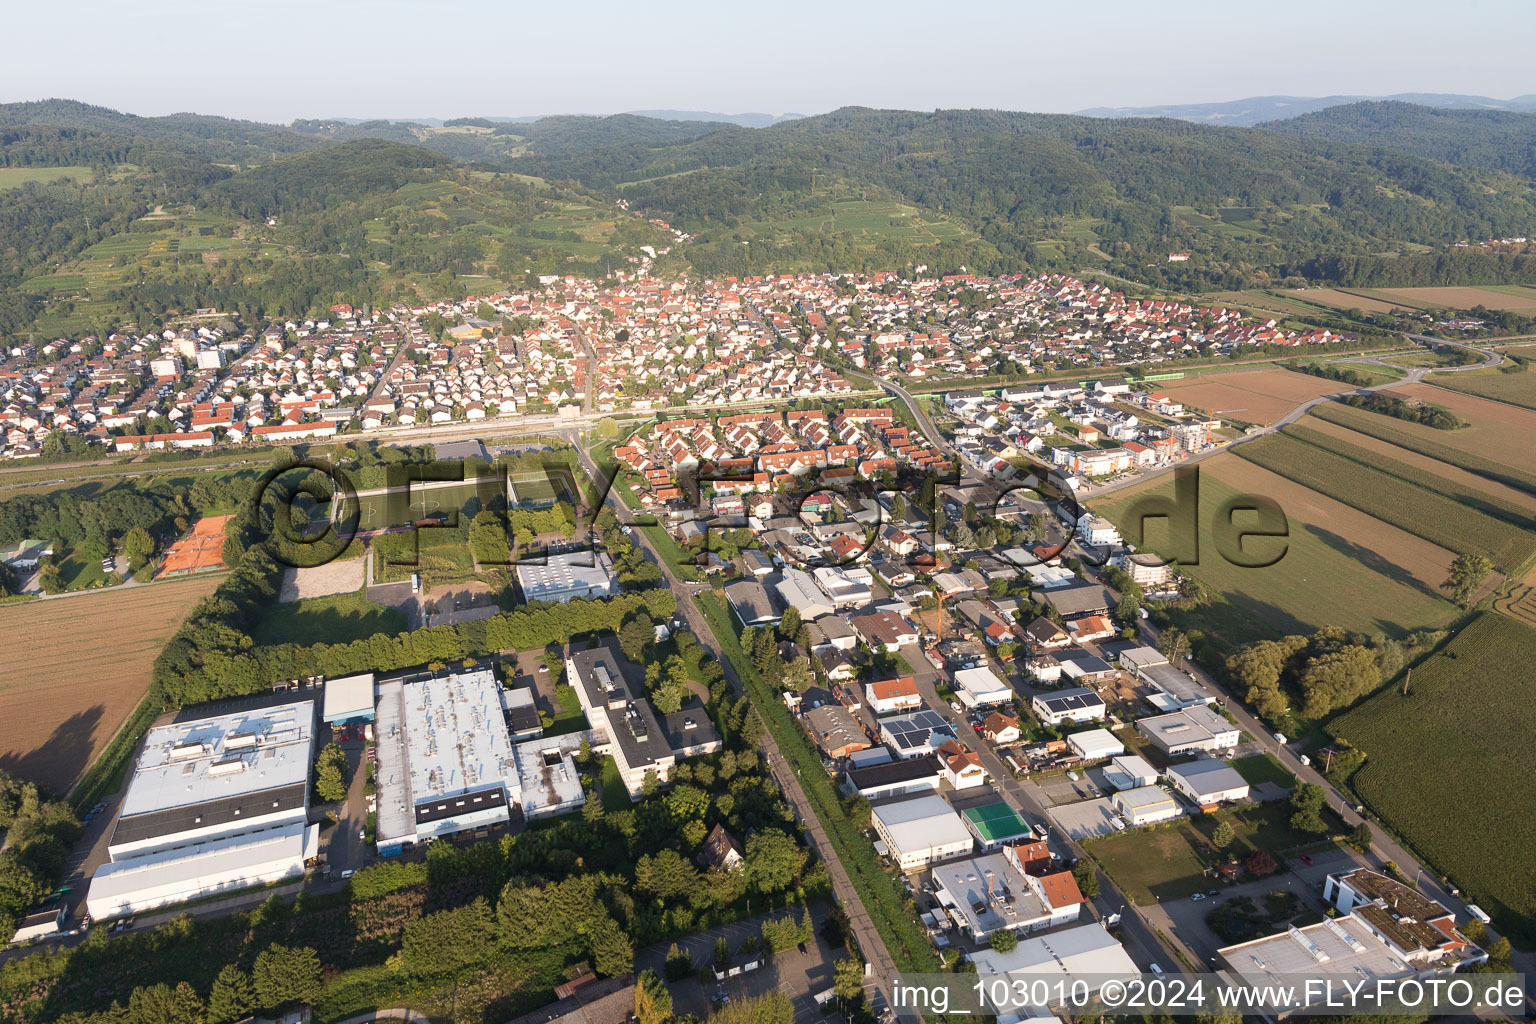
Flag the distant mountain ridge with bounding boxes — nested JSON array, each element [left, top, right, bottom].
[[315, 111, 805, 129], [1079, 93, 1536, 126], [1259, 100, 1536, 178]]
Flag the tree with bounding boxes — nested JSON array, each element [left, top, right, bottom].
[[1289, 783, 1329, 834], [1211, 820, 1236, 850], [1488, 936, 1512, 967], [635, 969, 674, 1024], [313, 742, 348, 804], [596, 417, 621, 439], [1442, 553, 1494, 608], [778, 605, 802, 642], [619, 612, 656, 662], [122, 526, 155, 570], [252, 943, 322, 1011], [988, 929, 1019, 952], [664, 942, 692, 981], [208, 964, 255, 1024], [1071, 860, 1098, 900], [746, 828, 807, 894], [709, 991, 794, 1024], [126, 981, 205, 1024], [834, 956, 866, 1003], [1245, 849, 1278, 877], [1349, 822, 1374, 854], [1156, 628, 1190, 667]]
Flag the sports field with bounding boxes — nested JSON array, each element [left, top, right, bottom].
[[1153, 368, 1347, 425], [157, 514, 232, 577], [1331, 613, 1536, 942], [0, 576, 222, 792], [1096, 454, 1463, 638]]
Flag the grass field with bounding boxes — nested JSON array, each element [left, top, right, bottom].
[[1233, 430, 1536, 572], [1434, 365, 1536, 412], [1232, 753, 1295, 788], [250, 588, 408, 647], [1154, 368, 1347, 425], [1310, 403, 1536, 497], [1096, 454, 1463, 639], [1374, 286, 1536, 313], [0, 575, 222, 792], [1283, 287, 1403, 315], [1330, 613, 1536, 942], [0, 166, 94, 188]]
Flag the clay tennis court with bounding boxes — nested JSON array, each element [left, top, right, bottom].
[[0, 575, 222, 792], [1155, 368, 1346, 425], [156, 514, 233, 577]]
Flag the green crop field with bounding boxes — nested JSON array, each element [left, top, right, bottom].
[[1311, 403, 1536, 497], [1434, 366, 1536, 412], [251, 588, 408, 647], [0, 166, 94, 188], [1095, 454, 1462, 641], [1331, 613, 1536, 942], [1232, 431, 1536, 572], [1281, 424, 1536, 534]]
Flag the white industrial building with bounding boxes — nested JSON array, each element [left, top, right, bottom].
[[87, 701, 319, 920], [1112, 785, 1182, 826], [774, 567, 835, 619], [952, 666, 1013, 708], [516, 550, 618, 604], [812, 565, 874, 607], [1103, 754, 1158, 791], [967, 921, 1139, 1013], [931, 851, 1083, 940], [1137, 705, 1240, 755], [870, 794, 974, 869], [322, 673, 375, 726], [374, 669, 526, 852], [1066, 727, 1124, 761], [1165, 758, 1251, 809]]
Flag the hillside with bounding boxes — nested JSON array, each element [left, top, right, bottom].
[[1261, 101, 1536, 178], [1081, 92, 1536, 126]]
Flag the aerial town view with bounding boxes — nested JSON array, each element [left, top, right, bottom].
[[1, 3, 1534, 1023]]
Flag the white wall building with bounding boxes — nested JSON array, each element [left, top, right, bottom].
[[516, 550, 618, 604], [1137, 705, 1240, 755], [871, 794, 974, 870]]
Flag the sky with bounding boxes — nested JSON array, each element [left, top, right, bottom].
[[5, 0, 1534, 123]]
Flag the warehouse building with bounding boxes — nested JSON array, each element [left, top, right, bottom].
[[1166, 758, 1250, 810], [931, 851, 1082, 941], [879, 709, 956, 759], [961, 801, 1035, 851], [374, 669, 525, 852], [1066, 727, 1124, 761], [516, 550, 618, 604], [774, 568, 835, 619], [1103, 754, 1158, 791], [1112, 786, 1182, 826], [724, 578, 780, 627], [870, 794, 974, 870], [87, 701, 319, 919], [841, 754, 942, 802], [967, 921, 1138, 1012], [952, 666, 1013, 708], [1137, 705, 1240, 755], [322, 673, 375, 726]]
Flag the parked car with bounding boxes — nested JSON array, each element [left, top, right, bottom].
[[1191, 892, 1206, 901], [1299, 854, 1314, 865]]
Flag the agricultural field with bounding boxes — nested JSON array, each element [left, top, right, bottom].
[[1214, 290, 1331, 319], [1433, 364, 1536, 412], [0, 575, 222, 793], [1373, 285, 1536, 313], [1299, 414, 1536, 515], [0, 166, 95, 188], [1330, 613, 1536, 942], [1392, 383, 1536, 476], [251, 588, 409, 647], [1283, 287, 1403, 315], [1234, 430, 1536, 571], [1095, 454, 1462, 639], [1310, 402, 1536, 496], [1153, 368, 1346, 425]]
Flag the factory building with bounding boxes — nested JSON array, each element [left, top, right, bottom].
[[86, 701, 319, 920]]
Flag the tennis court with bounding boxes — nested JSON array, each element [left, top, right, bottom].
[[157, 514, 232, 577]]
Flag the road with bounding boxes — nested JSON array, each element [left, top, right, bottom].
[[573, 443, 913, 1019]]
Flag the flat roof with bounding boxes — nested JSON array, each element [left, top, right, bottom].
[[846, 754, 940, 792], [880, 709, 955, 752], [89, 822, 316, 913], [322, 673, 374, 721], [1068, 727, 1125, 759], [1115, 785, 1178, 810], [872, 794, 972, 855], [515, 732, 588, 816], [1138, 705, 1236, 745], [116, 700, 314, 838], [1220, 915, 1416, 990], [516, 550, 616, 600], [953, 667, 1011, 701], [1034, 687, 1105, 713], [569, 646, 671, 769], [933, 852, 1048, 935], [1166, 758, 1249, 793], [398, 669, 521, 814], [969, 921, 1138, 983]]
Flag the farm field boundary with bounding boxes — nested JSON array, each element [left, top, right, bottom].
[[1330, 613, 1536, 943], [1310, 403, 1536, 497], [1231, 432, 1536, 571], [1433, 366, 1536, 413]]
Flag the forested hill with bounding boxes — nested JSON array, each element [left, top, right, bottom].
[[0, 99, 319, 163], [1261, 101, 1536, 179], [509, 106, 1536, 288]]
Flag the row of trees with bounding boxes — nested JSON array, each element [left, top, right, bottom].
[[0, 770, 81, 943]]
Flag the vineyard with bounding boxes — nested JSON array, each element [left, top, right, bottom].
[[1311, 403, 1536, 497], [1331, 613, 1536, 943], [1232, 431, 1536, 571]]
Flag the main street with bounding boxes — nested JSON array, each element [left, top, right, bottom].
[[572, 441, 914, 1021]]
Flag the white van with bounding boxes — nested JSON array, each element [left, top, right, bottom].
[[1149, 963, 1164, 975]]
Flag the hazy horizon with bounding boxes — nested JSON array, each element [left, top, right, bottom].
[[5, 0, 1534, 124]]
